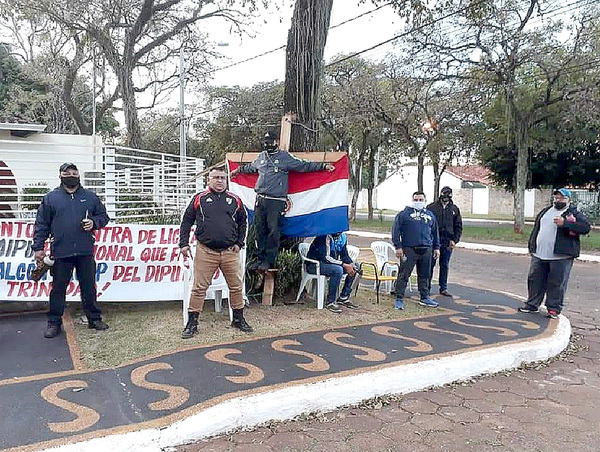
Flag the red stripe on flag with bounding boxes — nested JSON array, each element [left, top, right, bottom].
[[228, 154, 349, 192]]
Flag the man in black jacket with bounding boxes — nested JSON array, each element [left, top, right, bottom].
[[519, 188, 591, 319], [33, 163, 110, 338], [427, 186, 463, 297], [179, 168, 251, 338]]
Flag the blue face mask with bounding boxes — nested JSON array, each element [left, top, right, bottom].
[[412, 201, 426, 210]]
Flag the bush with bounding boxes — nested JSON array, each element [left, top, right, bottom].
[[21, 182, 49, 211], [577, 201, 600, 225], [273, 248, 302, 298]]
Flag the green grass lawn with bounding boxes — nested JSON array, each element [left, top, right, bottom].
[[350, 219, 600, 251]]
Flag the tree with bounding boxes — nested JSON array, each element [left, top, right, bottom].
[[284, 0, 333, 151], [409, 0, 600, 232], [2, 0, 269, 147]]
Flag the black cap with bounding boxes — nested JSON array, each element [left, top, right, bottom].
[[59, 162, 78, 173], [441, 186, 452, 194]]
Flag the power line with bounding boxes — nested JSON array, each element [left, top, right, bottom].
[[201, 3, 396, 76]]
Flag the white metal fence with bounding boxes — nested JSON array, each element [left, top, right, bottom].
[[0, 139, 204, 222]]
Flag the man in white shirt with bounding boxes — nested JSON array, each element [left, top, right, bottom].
[[519, 188, 591, 319]]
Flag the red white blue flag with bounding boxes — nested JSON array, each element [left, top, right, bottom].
[[227, 153, 349, 237]]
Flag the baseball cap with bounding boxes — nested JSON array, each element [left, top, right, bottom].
[[441, 186, 452, 194], [59, 162, 78, 173], [553, 188, 572, 198]]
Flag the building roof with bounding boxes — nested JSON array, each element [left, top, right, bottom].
[[445, 165, 492, 186]]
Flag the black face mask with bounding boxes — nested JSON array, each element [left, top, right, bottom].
[[441, 194, 451, 202], [61, 176, 80, 188], [554, 201, 567, 210]]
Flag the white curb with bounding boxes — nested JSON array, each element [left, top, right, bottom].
[[346, 231, 600, 263], [43, 316, 571, 452]]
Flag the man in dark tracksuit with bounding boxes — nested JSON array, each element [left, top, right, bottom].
[[179, 168, 251, 337], [427, 186, 462, 297], [392, 191, 440, 309], [231, 132, 334, 271], [307, 232, 359, 313], [33, 163, 110, 338], [519, 188, 590, 319]]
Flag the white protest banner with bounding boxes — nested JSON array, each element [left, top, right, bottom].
[[0, 221, 231, 302]]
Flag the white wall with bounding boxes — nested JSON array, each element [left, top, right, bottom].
[[0, 131, 102, 190], [373, 165, 462, 211]]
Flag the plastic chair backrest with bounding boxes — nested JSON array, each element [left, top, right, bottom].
[[371, 241, 395, 269], [298, 242, 310, 258], [347, 245, 360, 263]]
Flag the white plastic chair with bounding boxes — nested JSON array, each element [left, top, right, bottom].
[[296, 242, 326, 309], [182, 245, 249, 325], [370, 241, 414, 293]]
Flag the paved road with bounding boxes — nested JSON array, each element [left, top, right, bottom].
[[177, 248, 600, 452]]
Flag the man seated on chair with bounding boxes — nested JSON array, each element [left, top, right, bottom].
[[307, 232, 359, 313], [392, 191, 440, 310]]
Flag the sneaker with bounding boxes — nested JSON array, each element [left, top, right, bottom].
[[547, 309, 559, 319], [419, 298, 439, 308], [88, 319, 109, 331], [394, 299, 405, 310], [325, 302, 343, 313], [518, 305, 539, 313], [339, 299, 360, 310], [439, 289, 452, 297]]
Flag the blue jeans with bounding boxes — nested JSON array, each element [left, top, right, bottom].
[[526, 256, 574, 313], [308, 262, 356, 304], [430, 240, 453, 292]]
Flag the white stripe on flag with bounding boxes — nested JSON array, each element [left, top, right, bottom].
[[287, 179, 348, 217], [230, 179, 348, 218]]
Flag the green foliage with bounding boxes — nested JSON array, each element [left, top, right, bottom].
[[21, 182, 49, 211], [273, 249, 302, 298]]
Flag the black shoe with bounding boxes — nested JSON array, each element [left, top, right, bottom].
[[248, 260, 261, 271], [325, 302, 343, 313], [88, 319, 109, 330], [518, 304, 539, 313], [439, 290, 453, 297], [231, 308, 253, 332], [44, 323, 61, 338], [182, 312, 199, 339]]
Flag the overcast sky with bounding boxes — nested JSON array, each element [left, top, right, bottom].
[[195, 1, 401, 88]]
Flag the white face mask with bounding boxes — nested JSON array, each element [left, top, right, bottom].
[[412, 201, 426, 210]]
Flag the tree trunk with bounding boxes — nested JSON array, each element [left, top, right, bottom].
[[350, 161, 362, 222], [417, 153, 425, 192], [513, 123, 528, 234], [284, 0, 333, 151], [367, 146, 376, 220], [120, 69, 142, 148], [432, 160, 440, 202]]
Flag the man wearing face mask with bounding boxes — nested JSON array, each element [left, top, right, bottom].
[[427, 186, 462, 297], [519, 188, 590, 319], [392, 191, 440, 310], [230, 131, 334, 271], [33, 163, 110, 338]]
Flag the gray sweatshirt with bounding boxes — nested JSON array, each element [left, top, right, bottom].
[[238, 150, 327, 198]]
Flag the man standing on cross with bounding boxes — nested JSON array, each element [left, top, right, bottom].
[[230, 131, 334, 271]]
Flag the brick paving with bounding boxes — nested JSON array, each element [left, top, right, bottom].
[[174, 249, 600, 452]]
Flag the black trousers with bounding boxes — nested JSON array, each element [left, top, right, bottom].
[[526, 256, 574, 313], [253, 196, 286, 267], [48, 254, 102, 325], [395, 246, 432, 300]]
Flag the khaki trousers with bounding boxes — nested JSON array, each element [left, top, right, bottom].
[[189, 243, 244, 312]]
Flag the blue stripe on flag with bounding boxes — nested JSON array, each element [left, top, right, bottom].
[[246, 206, 349, 237]]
